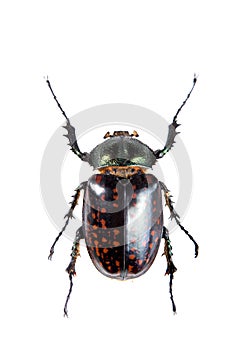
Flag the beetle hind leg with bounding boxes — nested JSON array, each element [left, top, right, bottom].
[[64, 226, 84, 317], [162, 227, 177, 313]]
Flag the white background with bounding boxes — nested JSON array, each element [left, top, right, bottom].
[[1, 1, 232, 349]]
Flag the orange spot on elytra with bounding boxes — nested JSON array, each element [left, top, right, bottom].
[[92, 213, 96, 219], [93, 224, 98, 229], [132, 193, 137, 199], [101, 208, 107, 213], [113, 229, 120, 235], [93, 232, 98, 238], [138, 260, 143, 265], [96, 248, 100, 256], [113, 241, 120, 247], [113, 188, 118, 193], [153, 200, 157, 205], [113, 203, 119, 208], [115, 260, 120, 267], [155, 236, 159, 242], [129, 254, 135, 260], [102, 237, 107, 243], [101, 194, 105, 201], [103, 248, 108, 253], [128, 265, 134, 272], [142, 241, 147, 247], [149, 243, 153, 249], [151, 230, 155, 236], [94, 240, 99, 246], [100, 219, 107, 228]]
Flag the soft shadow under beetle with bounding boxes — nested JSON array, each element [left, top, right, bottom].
[[46, 76, 199, 316]]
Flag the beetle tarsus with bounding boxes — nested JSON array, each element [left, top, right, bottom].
[[64, 273, 73, 318], [48, 183, 86, 260], [177, 222, 199, 258], [169, 274, 177, 314], [46, 78, 89, 161], [48, 247, 55, 260], [160, 181, 199, 258], [154, 74, 197, 159], [162, 227, 177, 313], [64, 227, 83, 317]]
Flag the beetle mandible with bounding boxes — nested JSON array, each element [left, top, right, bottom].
[[46, 76, 199, 316]]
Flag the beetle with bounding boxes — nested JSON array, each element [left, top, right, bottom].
[[46, 76, 199, 316]]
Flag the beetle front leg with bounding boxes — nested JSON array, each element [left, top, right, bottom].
[[48, 182, 87, 260], [154, 75, 197, 159], [160, 181, 199, 258], [162, 227, 177, 313], [64, 226, 83, 317], [46, 78, 90, 162]]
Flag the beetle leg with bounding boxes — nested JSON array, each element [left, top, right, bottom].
[[154, 75, 197, 159], [64, 226, 84, 317], [48, 182, 87, 260], [160, 181, 199, 258], [162, 227, 177, 313], [45, 78, 90, 162]]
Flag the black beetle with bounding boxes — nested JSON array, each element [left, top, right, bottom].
[[46, 76, 199, 316]]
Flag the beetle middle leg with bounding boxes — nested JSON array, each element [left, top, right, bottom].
[[48, 181, 87, 260], [160, 181, 199, 258], [64, 226, 84, 317], [162, 227, 177, 313]]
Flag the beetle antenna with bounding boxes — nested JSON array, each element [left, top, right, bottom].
[[45, 77, 69, 122]]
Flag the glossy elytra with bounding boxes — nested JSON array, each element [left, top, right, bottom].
[[46, 76, 199, 316]]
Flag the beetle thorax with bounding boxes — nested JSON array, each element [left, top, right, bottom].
[[99, 166, 146, 178]]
